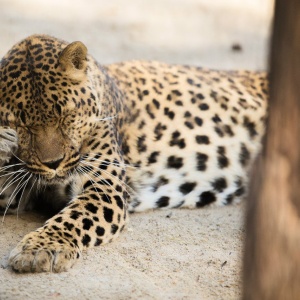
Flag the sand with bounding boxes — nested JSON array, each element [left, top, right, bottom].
[[0, 1, 273, 299]]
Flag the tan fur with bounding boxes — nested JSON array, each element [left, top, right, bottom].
[[0, 35, 268, 272]]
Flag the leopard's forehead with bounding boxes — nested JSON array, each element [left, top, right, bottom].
[[0, 35, 65, 83], [0, 35, 96, 127]]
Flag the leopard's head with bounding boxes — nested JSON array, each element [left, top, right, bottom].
[[0, 35, 105, 183]]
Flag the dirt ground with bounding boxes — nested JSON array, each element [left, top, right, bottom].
[[0, 0, 273, 299]]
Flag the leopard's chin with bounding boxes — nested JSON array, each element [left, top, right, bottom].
[[41, 176, 68, 185], [32, 173, 73, 186]]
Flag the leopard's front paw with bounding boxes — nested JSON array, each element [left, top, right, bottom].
[[8, 231, 80, 273], [0, 127, 18, 166]]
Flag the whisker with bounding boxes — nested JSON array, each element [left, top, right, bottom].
[[22, 175, 37, 204], [16, 173, 32, 219], [0, 168, 26, 179], [81, 160, 135, 196], [81, 153, 137, 169], [0, 168, 26, 196], [0, 162, 25, 173], [5, 172, 29, 206], [11, 152, 26, 164], [2, 172, 29, 222], [78, 163, 127, 204], [77, 164, 110, 203], [27, 177, 37, 199], [37, 174, 42, 193], [96, 114, 118, 122]]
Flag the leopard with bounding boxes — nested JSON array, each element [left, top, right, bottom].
[[0, 34, 268, 273]]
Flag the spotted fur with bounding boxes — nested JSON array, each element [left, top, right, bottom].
[[0, 35, 268, 272]]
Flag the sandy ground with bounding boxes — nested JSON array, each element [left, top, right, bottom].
[[0, 0, 273, 299]]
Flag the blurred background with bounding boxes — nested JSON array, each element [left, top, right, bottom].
[[0, 0, 273, 70]]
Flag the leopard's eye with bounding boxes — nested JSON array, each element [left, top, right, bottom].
[[8, 120, 17, 129], [55, 103, 62, 116]]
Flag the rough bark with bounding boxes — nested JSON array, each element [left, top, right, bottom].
[[243, 0, 300, 299]]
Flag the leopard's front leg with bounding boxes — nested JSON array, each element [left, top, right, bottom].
[[8, 160, 128, 273]]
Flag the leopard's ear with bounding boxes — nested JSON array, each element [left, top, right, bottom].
[[58, 41, 87, 80]]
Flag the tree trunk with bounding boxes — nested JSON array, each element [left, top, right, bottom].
[[243, 0, 300, 299]]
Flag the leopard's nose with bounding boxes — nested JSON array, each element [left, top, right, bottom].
[[43, 157, 64, 170]]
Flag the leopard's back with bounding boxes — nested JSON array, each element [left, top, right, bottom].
[[107, 61, 268, 211]]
